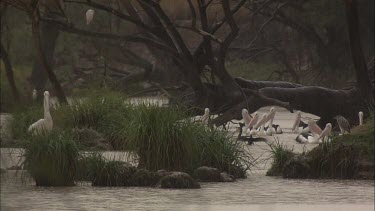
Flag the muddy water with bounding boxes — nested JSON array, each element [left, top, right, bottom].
[[1, 108, 374, 211]]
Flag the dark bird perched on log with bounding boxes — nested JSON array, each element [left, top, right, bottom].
[[333, 115, 351, 134]]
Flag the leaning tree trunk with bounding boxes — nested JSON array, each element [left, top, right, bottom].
[[31, 11, 67, 104], [344, 0, 374, 104], [30, 13, 61, 100], [0, 42, 20, 101]]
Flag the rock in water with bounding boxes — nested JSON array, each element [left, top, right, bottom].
[[193, 166, 221, 182], [283, 155, 311, 179], [131, 169, 160, 186], [160, 172, 200, 189], [91, 161, 136, 186]]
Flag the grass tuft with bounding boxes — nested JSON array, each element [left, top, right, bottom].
[[22, 129, 79, 186], [266, 140, 295, 176]]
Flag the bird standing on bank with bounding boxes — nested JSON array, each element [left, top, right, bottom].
[[200, 108, 210, 125], [242, 109, 252, 128], [333, 115, 351, 134], [358, 111, 364, 125]]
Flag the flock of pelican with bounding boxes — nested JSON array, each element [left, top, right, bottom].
[[199, 107, 364, 145]]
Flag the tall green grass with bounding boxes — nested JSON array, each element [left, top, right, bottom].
[[125, 105, 251, 177], [22, 130, 79, 186], [266, 140, 295, 176]]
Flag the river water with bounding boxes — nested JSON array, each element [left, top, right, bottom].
[[1, 107, 374, 211]]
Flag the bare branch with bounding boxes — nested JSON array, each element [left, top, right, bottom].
[[187, 0, 197, 28]]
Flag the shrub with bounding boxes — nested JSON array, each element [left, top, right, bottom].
[[23, 130, 79, 186]]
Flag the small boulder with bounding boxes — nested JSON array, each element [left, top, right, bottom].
[[160, 172, 200, 189], [91, 161, 136, 186], [131, 169, 160, 186], [220, 172, 236, 182], [193, 166, 221, 182], [283, 155, 311, 179]]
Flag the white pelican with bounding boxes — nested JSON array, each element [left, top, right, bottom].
[[255, 113, 268, 136], [358, 111, 363, 125], [307, 119, 322, 139], [32, 89, 37, 101], [297, 121, 332, 144], [242, 109, 252, 127], [86, 9, 95, 25], [245, 112, 259, 133], [28, 91, 53, 135], [295, 133, 318, 144], [264, 107, 276, 135], [292, 111, 310, 134], [200, 108, 210, 125], [317, 123, 332, 142], [266, 107, 276, 127]]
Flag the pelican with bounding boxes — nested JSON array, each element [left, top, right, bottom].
[[86, 9, 95, 25], [32, 89, 37, 101], [293, 112, 309, 134], [264, 107, 276, 135], [200, 108, 210, 125], [28, 91, 53, 135], [358, 111, 363, 125], [265, 107, 276, 127], [295, 133, 318, 144], [297, 121, 332, 144], [242, 109, 252, 127], [245, 112, 259, 133], [317, 123, 332, 142], [255, 113, 268, 136], [307, 119, 322, 139]]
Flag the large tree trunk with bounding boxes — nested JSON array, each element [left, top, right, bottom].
[[0, 42, 20, 101], [30, 14, 60, 100], [31, 12, 67, 104], [344, 0, 374, 104]]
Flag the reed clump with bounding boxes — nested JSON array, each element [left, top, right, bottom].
[[266, 141, 295, 176], [125, 105, 251, 177], [23, 129, 79, 186]]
